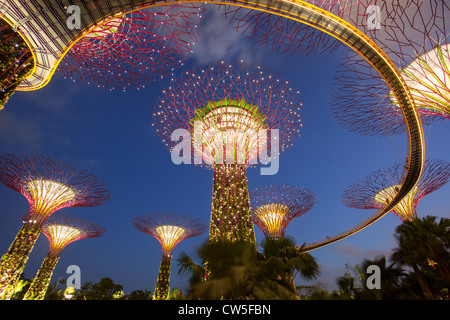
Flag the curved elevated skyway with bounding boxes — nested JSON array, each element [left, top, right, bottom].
[[2, 0, 425, 249]]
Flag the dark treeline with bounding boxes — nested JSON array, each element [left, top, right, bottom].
[[10, 215, 449, 300]]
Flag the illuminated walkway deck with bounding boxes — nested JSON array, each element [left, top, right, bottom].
[[1, 0, 425, 250]]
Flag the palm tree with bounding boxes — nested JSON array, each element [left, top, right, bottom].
[[260, 237, 320, 297], [336, 274, 356, 299], [414, 216, 450, 283], [177, 252, 205, 288], [358, 256, 405, 300], [176, 239, 298, 299], [391, 215, 450, 300]]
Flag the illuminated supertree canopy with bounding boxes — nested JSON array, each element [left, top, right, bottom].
[[23, 213, 105, 300], [58, 3, 205, 91], [391, 44, 450, 119], [250, 185, 317, 239], [133, 212, 207, 300], [0, 19, 34, 109], [342, 159, 450, 222], [0, 153, 110, 299], [359, 0, 449, 66], [330, 51, 444, 136], [331, 0, 450, 136], [153, 60, 303, 243]]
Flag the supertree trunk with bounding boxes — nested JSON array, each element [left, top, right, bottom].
[[0, 221, 42, 299], [209, 164, 255, 244], [23, 254, 60, 300], [133, 212, 206, 299], [154, 254, 172, 300]]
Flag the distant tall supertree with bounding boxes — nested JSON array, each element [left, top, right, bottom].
[[153, 60, 303, 243], [331, 0, 450, 135], [0, 153, 110, 299], [23, 213, 105, 300], [133, 212, 207, 300], [342, 159, 450, 221], [250, 185, 317, 240], [0, 19, 34, 109], [58, 4, 204, 91], [250, 184, 317, 299]]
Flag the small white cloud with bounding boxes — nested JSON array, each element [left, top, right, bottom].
[[331, 241, 391, 261], [188, 6, 264, 64], [296, 263, 346, 292]]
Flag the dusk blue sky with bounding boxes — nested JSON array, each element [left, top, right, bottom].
[[1, 5, 449, 295]]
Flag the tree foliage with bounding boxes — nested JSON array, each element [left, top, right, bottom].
[[0, 21, 33, 109], [176, 237, 320, 300]]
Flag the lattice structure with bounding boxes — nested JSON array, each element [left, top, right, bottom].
[[58, 3, 204, 91], [342, 159, 450, 221], [330, 52, 444, 136], [250, 185, 317, 239], [133, 212, 207, 300], [153, 60, 302, 243], [0, 19, 33, 109], [0, 153, 110, 299], [216, 0, 382, 56], [23, 213, 105, 300], [331, 0, 450, 135]]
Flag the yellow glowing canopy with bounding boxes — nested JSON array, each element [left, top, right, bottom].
[[45, 224, 81, 250], [374, 184, 419, 221], [155, 225, 186, 253], [254, 203, 289, 238], [26, 179, 76, 216]]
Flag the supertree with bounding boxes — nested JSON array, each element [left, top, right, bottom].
[[342, 159, 450, 222], [58, 3, 205, 91], [250, 185, 317, 240], [133, 212, 207, 300], [0, 153, 110, 299], [249, 184, 317, 298], [153, 60, 303, 244], [216, 1, 341, 57], [23, 213, 105, 300], [216, 0, 389, 57], [331, 0, 450, 136], [0, 19, 34, 109]]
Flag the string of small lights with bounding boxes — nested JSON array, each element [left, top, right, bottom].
[[23, 213, 105, 300], [153, 60, 303, 243], [0, 153, 110, 299]]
